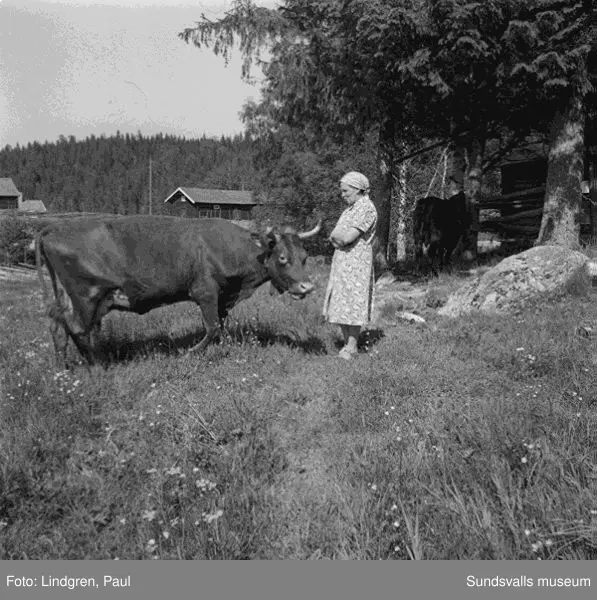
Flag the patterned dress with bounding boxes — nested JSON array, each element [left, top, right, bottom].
[[323, 195, 377, 325]]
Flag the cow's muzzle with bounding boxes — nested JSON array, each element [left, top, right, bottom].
[[288, 281, 315, 299]]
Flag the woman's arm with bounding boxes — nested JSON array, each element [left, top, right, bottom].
[[329, 226, 361, 248]]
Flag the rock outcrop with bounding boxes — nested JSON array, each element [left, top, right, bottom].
[[438, 245, 590, 318]]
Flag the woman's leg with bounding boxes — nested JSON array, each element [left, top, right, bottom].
[[339, 324, 360, 357], [339, 325, 349, 345]]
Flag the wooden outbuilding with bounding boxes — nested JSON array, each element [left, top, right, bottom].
[[0, 178, 23, 211], [163, 187, 256, 220], [479, 142, 597, 243]]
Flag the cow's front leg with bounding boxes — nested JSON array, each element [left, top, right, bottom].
[[218, 302, 229, 328], [188, 286, 221, 353], [70, 331, 100, 366], [414, 247, 424, 275], [425, 245, 437, 276]]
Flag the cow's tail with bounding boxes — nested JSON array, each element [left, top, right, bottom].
[[35, 230, 49, 303]]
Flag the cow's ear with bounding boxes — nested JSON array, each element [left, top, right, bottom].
[[252, 230, 278, 251], [252, 230, 278, 264]]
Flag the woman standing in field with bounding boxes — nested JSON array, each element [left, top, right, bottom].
[[323, 171, 378, 360]]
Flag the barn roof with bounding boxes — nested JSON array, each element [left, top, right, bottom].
[[0, 178, 20, 196], [164, 187, 255, 206]]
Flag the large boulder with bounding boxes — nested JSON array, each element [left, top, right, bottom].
[[438, 245, 591, 318]]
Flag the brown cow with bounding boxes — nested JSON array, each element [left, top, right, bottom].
[[36, 215, 320, 366]]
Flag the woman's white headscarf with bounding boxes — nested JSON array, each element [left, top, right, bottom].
[[341, 171, 370, 194]]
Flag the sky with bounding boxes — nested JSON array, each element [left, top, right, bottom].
[[0, 0, 275, 147]]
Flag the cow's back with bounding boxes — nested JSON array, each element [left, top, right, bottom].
[[43, 215, 254, 264], [40, 216, 259, 310]]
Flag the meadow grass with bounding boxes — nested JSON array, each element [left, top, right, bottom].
[[0, 264, 596, 559]]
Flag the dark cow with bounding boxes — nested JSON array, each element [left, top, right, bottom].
[[35, 215, 321, 366], [412, 192, 468, 273]]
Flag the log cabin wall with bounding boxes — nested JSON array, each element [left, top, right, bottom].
[[479, 146, 597, 245]]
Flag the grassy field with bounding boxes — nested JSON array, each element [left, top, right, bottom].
[[1, 261, 596, 560]]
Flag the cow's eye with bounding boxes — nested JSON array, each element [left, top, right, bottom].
[[278, 255, 288, 265]]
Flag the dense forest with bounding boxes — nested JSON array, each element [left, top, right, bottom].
[[0, 130, 376, 229], [0, 132, 256, 216], [0, 129, 395, 237]]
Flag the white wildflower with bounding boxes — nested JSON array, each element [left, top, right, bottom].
[[196, 478, 217, 491], [202, 509, 223, 524]]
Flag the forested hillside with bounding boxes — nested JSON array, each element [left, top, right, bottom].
[[0, 129, 383, 234], [0, 132, 257, 215]]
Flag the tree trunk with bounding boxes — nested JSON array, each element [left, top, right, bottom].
[[445, 141, 466, 257], [446, 142, 466, 193], [462, 136, 485, 261], [536, 92, 585, 248], [372, 122, 394, 276], [395, 154, 408, 261], [590, 162, 597, 242]]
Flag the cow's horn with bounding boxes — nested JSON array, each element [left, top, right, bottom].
[[298, 220, 322, 239]]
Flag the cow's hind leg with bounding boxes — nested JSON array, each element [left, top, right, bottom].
[[49, 307, 70, 369], [50, 301, 101, 367], [67, 288, 112, 366], [48, 307, 97, 367]]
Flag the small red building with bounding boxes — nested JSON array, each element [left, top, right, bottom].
[[163, 187, 256, 220]]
